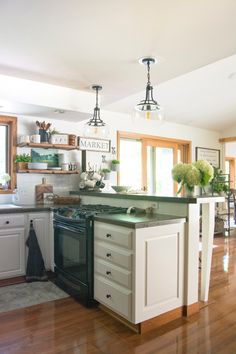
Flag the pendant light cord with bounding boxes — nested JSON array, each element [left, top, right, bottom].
[[147, 60, 151, 85]]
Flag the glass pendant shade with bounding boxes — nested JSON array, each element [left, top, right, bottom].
[[83, 85, 109, 138], [135, 57, 163, 121]]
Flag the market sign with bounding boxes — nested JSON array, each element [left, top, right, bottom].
[[77, 137, 111, 152]]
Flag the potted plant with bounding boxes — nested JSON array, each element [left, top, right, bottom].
[[101, 168, 111, 180], [111, 159, 120, 172], [15, 154, 31, 170], [210, 167, 230, 195]]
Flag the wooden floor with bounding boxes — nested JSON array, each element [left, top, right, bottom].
[[1, 233, 236, 354]]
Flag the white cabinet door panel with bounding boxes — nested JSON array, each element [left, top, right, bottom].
[[135, 223, 185, 323], [25, 212, 51, 270], [0, 228, 25, 279]]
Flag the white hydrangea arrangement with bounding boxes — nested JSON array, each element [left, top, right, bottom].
[[192, 160, 214, 188], [172, 160, 214, 195], [172, 163, 201, 194]]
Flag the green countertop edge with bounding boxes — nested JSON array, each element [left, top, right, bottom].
[[94, 214, 186, 229], [70, 190, 199, 203]]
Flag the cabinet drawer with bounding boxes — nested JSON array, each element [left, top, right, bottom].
[[0, 214, 24, 229], [94, 258, 132, 289], [94, 275, 132, 320], [95, 222, 133, 249], [95, 242, 132, 270]]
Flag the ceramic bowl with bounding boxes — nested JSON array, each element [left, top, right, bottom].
[[111, 186, 131, 193]]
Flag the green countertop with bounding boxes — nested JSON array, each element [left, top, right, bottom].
[[94, 213, 186, 229], [70, 190, 211, 203], [0, 204, 53, 214]]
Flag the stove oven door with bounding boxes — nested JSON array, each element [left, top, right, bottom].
[[54, 221, 88, 284]]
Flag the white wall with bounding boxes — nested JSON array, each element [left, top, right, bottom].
[[220, 124, 236, 138], [225, 142, 236, 157], [1, 111, 220, 204]]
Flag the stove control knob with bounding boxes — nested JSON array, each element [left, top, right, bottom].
[[106, 253, 111, 258], [106, 233, 111, 238], [106, 294, 111, 299], [106, 271, 111, 275]]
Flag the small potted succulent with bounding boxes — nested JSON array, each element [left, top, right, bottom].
[[101, 168, 111, 180], [15, 154, 31, 171], [111, 159, 120, 172]]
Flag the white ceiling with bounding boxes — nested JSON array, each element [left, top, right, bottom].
[[0, 0, 236, 130]]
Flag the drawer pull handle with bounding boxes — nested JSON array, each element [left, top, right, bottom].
[[106, 233, 111, 238], [106, 294, 111, 299], [106, 271, 111, 275], [5, 221, 10, 224], [106, 253, 111, 258]]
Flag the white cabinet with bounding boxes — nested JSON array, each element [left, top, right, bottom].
[[0, 214, 25, 279], [94, 221, 185, 324], [25, 212, 53, 271], [94, 222, 133, 321], [134, 223, 185, 323]]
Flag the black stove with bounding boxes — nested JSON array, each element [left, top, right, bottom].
[[54, 204, 127, 220], [53, 204, 127, 306]]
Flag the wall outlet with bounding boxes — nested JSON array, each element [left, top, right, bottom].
[[151, 202, 159, 209]]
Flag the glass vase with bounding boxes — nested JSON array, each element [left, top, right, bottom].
[[184, 185, 196, 198]]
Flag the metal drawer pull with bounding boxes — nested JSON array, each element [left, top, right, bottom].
[[106, 294, 111, 299], [106, 271, 111, 275], [106, 233, 111, 238], [106, 253, 111, 258], [5, 221, 10, 224]]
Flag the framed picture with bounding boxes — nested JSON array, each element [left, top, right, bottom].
[[195, 147, 220, 168], [31, 149, 59, 167]]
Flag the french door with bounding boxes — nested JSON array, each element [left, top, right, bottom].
[[143, 140, 179, 195]]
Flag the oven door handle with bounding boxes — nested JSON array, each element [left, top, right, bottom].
[[54, 222, 85, 235]]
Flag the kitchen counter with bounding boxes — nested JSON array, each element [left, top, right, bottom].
[[0, 204, 53, 214], [94, 213, 186, 229]]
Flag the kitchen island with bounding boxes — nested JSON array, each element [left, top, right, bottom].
[[72, 190, 224, 309]]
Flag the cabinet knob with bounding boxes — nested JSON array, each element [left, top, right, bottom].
[[106, 253, 111, 258], [5, 221, 10, 224], [106, 271, 111, 275], [106, 294, 111, 299], [106, 233, 111, 238]]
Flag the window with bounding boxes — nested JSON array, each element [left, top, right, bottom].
[[0, 116, 17, 192], [118, 131, 191, 194]]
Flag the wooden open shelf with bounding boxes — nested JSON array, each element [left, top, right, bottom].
[[17, 169, 80, 174], [17, 142, 77, 150]]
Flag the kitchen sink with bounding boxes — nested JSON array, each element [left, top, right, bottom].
[[0, 204, 22, 209]]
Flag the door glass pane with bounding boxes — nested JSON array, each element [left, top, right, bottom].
[[120, 138, 142, 189], [225, 160, 230, 175], [156, 147, 174, 195], [147, 146, 174, 195], [0, 125, 7, 173]]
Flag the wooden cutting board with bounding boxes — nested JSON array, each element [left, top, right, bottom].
[[35, 178, 53, 203]]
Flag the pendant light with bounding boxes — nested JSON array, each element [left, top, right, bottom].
[[83, 85, 109, 138], [135, 57, 163, 121]]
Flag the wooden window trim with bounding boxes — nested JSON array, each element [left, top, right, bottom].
[[117, 131, 192, 189], [0, 115, 17, 194]]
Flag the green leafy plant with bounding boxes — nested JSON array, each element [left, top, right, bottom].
[[15, 154, 31, 162], [210, 167, 230, 194], [101, 168, 111, 173], [49, 127, 60, 135], [111, 159, 120, 164]]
